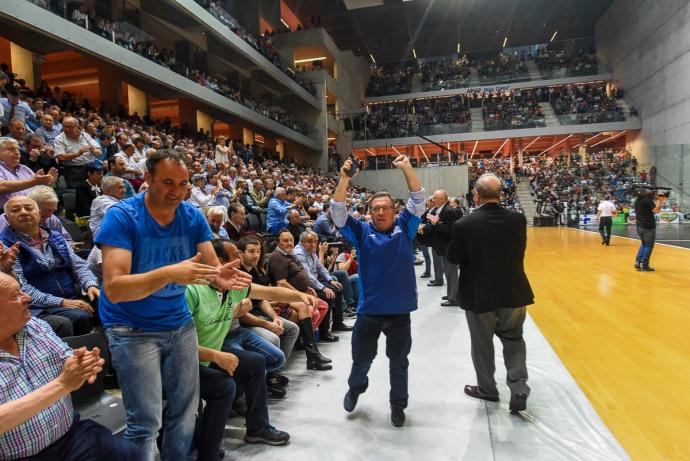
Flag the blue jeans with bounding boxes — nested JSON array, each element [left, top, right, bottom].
[[332, 269, 355, 306], [223, 326, 285, 373], [348, 313, 412, 409], [106, 320, 199, 461], [636, 226, 656, 263]]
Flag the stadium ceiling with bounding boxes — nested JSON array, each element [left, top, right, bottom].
[[283, 0, 614, 64]]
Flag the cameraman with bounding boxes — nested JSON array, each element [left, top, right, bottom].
[[634, 188, 666, 271]]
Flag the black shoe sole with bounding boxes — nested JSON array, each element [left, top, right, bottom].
[[307, 362, 332, 371], [244, 435, 290, 446]]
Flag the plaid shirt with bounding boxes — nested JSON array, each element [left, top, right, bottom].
[[0, 318, 73, 459]]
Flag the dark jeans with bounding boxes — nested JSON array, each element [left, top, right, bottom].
[[348, 313, 412, 409], [37, 307, 92, 337], [317, 285, 345, 331], [22, 416, 143, 461], [636, 226, 656, 263], [196, 347, 269, 461], [598, 216, 612, 243]]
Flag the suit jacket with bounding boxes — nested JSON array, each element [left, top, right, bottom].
[[445, 203, 534, 313], [426, 204, 463, 254]]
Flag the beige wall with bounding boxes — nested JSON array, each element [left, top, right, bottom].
[[196, 110, 213, 136], [10, 42, 34, 89], [127, 84, 148, 117]]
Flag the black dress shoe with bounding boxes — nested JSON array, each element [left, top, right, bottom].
[[463, 385, 499, 402], [391, 407, 406, 427], [427, 280, 444, 287], [442, 295, 449, 300], [343, 389, 359, 412], [509, 393, 528, 412], [332, 323, 354, 332], [320, 332, 339, 342], [441, 301, 459, 307], [420, 272, 431, 278]]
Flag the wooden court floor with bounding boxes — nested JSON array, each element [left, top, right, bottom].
[[525, 227, 690, 461]]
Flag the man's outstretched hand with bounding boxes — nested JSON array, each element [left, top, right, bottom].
[[392, 155, 412, 170]]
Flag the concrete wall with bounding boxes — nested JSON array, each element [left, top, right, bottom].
[[596, 0, 690, 206], [353, 165, 468, 200]]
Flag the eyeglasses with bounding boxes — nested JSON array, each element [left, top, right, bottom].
[[371, 205, 394, 213]]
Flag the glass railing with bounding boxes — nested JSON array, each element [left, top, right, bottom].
[[421, 76, 472, 92], [556, 111, 626, 125], [483, 118, 546, 131], [26, 0, 315, 140], [352, 121, 472, 141], [539, 64, 601, 80]]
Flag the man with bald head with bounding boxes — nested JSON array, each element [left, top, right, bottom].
[[446, 173, 534, 412], [424, 189, 463, 306]]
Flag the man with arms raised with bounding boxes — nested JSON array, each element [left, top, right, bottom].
[[96, 149, 252, 460], [332, 155, 425, 427]]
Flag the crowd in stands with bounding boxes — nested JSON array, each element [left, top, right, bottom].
[[551, 83, 626, 124], [535, 48, 599, 78], [524, 150, 644, 219], [476, 53, 529, 84], [195, 0, 317, 96], [420, 55, 471, 91], [366, 65, 415, 97], [354, 96, 471, 139], [467, 158, 521, 211], [29, 0, 312, 136], [482, 89, 545, 130]]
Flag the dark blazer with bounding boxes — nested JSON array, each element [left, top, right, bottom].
[[426, 204, 463, 254], [74, 181, 100, 218], [445, 203, 534, 313]]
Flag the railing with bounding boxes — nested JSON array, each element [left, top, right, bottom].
[[556, 111, 626, 125], [484, 118, 546, 131], [539, 65, 601, 80], [352, 122, 472, 141]]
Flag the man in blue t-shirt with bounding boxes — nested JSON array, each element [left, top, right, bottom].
[[95, 150, 252, 461], [331, 155, 425, 428]]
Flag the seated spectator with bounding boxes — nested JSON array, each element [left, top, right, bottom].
[[0, 137, 58, 209], [86, 176, 125, 280], [0, 186, 73, 245], [286, 209, 306, 244], [53, 116, 101, 188], [293, 230, 352, 335], [206, 205, 229, 239], [7, 118, 27, 147], [237, 235, 330, 371], [267, 187, 303, 234], [0, 272, 142, 461], [249, 179, 271, 208], [214, 175, 234, 208], [237, 178, 265, 216], [75, 159, 106, 218], [1, 196, 99, 337], [105, 154, 136, 198], [223, 202, 248, 241], [312, 203, 336, 241], [35, 113, 62, 146], [189, 173, 216, 208], [21, 132, 58, 173]]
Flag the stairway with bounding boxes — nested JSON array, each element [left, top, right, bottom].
[[516, 178, 538, 226], [525, 60, 542, 81], [470, 107, 485, 132], [540, 104, 561, 127]]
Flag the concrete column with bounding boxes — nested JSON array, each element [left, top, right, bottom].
[[276, 139, 285, 159], [178, 99, 198, 133], [97, 64, 123, 112]]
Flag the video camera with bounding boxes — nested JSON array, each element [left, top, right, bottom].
[[630, 183, 671, 198]]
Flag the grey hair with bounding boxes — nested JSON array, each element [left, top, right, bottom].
[[3, 195, 38, 215], [299, 229, 318, 243], [274, 187, 286, 196], [0, 137, 19, 150], [101, 175, 123, 194], [27, 185, 58, 204], [474, 173, 502, 200], [206, 206, 226, 218]]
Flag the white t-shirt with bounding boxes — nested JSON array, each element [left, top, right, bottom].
[[597, 201, 617, 217]]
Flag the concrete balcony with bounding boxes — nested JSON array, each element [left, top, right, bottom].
[[1, 0, 321, 151]]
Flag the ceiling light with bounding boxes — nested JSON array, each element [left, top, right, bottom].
[[369, 53, 376, 64], [550, 30, 558, 42], [502, 36, 508, 48], [457, 43, 460, 53], [294, 56, 327, 64], [412, 48, 417, 59], [280, 18, 289, 28]]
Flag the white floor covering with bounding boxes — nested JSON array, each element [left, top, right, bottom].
[[222, 266, 630, 461]]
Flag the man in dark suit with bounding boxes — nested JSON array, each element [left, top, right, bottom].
[[424, 190, 463, 306], [446, 173, 534, 412]]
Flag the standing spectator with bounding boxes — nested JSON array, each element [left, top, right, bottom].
[[105, 154, 136, 198], [214, 135, 232, 164], [332, 155, 424, 427], [0, 87, 36, 129], [53, 116, 101, 188], [633, 188, 666, 271], [446, 173, 535, 412], [95, 149, 252, 460], [266, 187, 302, 234]]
